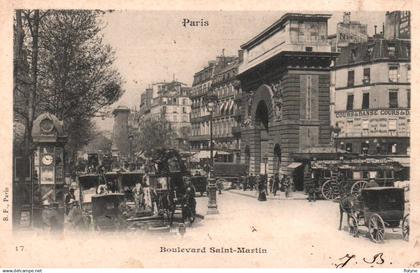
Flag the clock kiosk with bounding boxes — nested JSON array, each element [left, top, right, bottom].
[[31, 113, 67, 226]]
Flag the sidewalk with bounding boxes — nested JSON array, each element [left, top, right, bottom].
[[227, 189, 309, 200]]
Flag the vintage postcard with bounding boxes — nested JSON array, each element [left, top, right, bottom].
[[0, 0, 419, 269]]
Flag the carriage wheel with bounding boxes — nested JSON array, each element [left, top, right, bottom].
[[402, 214, 409, 241], [321, 180, 335, 200], [368, 213, 385, 243], [351, 181, 368, 197], [347, 214, 359, 237]]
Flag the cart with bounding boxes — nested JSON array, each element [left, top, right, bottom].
[[91, 193, 126, 231], [148, 149, 197, 225], [342, 187, 409, 243]]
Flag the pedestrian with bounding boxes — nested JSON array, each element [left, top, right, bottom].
[[306, 168, 316, 202], [249, 173, 255, 191], [65, 188, 76, 215], [268, 176, 273, 194], [133, 181, 145, 213], [257, 175, 267, 201], [273, 173, 280, 196], [183, 177, 197, 221], [283, 174, 291, 198]]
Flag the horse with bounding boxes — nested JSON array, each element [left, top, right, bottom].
[[338, 194, 358, 231]]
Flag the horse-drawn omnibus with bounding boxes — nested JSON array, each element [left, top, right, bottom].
[[311, 157, 405, 200]]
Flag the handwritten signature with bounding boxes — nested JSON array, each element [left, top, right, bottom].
[[335, 252, 385, 268]]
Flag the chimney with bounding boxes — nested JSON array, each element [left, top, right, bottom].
[[374, 25, 377, 35]]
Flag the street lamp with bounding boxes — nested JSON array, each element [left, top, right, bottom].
[[206, 94, 218, 215]]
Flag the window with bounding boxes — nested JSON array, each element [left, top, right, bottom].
[[346, 94, 354, 110], [388, 45, 396, 58], [389, 90, 398, 108], [350, 48, 357, 62], [361, 142, 369, 155], [182, 107, 187, 113], [367, 44, 374, 58], [347, 70, 355, 87], [362, 93, 370, 109], [407, 65, 411, 82], [387, 143, 397, 154], [388, 66, 399, 82], [407, 89, 410, 108], [345, 143, 353, 152], [363, 68, 370, 84]]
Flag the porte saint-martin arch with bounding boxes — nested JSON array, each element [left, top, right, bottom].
[[237, 13, 337, 191]]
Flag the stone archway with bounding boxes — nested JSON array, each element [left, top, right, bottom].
[[251, 84, 274, 126], [249, 84, 275, 176]]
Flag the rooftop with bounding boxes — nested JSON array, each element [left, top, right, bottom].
[[240, 13, 332, 50]]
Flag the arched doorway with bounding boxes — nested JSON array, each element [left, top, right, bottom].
[[255, 100, 269, 131], [273, 144, 281, 174]]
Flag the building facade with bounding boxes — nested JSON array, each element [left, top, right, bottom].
[[384, 11, 410, 40], [210, 57, 242, 162], [333, 38, 411, 157], [189, 56, 236, 153], [237, 13, 336, 190], [138, 81, 192, 151]]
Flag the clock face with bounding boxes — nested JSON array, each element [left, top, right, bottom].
[[42, 154, 54, 166], [40, 118, 54, 133]]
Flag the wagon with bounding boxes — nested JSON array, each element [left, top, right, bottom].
[[312, 158, 404, 200], [148, 149, 197, 225], [91, 193, 126, 231], [341, 187, 409, 243]]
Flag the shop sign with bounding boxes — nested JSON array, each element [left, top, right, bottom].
[[336, 109, 410, 118]]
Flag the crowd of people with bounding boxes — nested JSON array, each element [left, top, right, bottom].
[[240, 173, 294, 201]]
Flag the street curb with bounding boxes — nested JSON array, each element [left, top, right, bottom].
[[227, 190, 308, 201]]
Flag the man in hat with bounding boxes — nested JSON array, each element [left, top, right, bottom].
[[65, 188, 76, 215]]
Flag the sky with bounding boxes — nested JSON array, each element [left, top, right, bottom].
[[96, 10, 386, 131]]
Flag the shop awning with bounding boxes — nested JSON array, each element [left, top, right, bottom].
[[219, 102, 227, 113], [192, 150, 232, 160], [287, 162, 303, 169], [227, 100, 235, 114]]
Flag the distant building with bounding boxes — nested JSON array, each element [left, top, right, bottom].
[[189, 56, 236, 153], [210, 57, 242, 162], [384, 11, 410, 40], [139, 88, 153, 117], [138, 80, 192, 151], [333, 38, 410, 159], [111, 106, 130, 158], [328, 12, 368, 52]]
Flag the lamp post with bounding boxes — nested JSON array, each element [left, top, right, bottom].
[[206, 95, 218, 214]]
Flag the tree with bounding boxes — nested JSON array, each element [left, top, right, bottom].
[[13, 10, 124, 166], [135, 118, 177, 158]]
